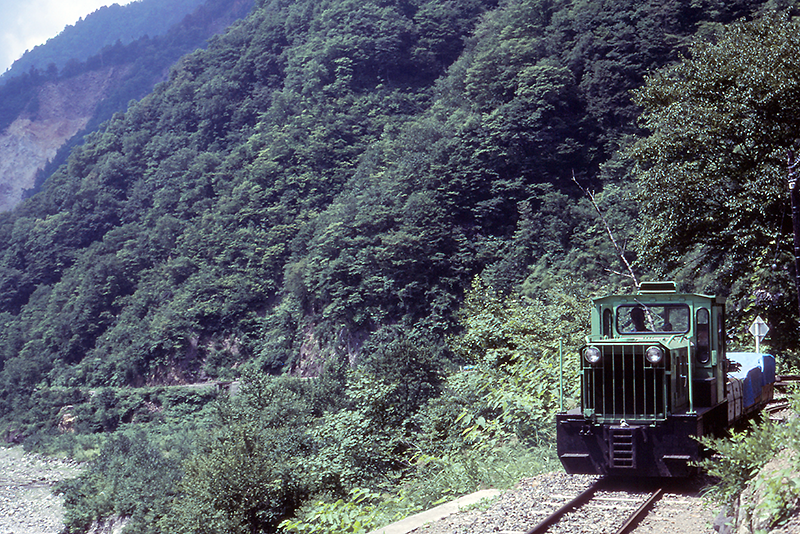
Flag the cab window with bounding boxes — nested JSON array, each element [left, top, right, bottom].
[[617, 304, 690, 334], [603, 308, 613, 337], [696, 307, 711, 363]]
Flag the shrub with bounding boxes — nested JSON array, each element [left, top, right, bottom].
[[698, 390, 800, 530], [57, 429, 183, 534]]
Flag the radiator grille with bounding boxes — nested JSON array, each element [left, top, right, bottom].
[[582, 344, 668, 421]]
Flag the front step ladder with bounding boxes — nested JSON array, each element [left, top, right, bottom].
[[609, 427, 635, 469]]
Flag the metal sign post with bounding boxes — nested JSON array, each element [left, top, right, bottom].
[[559, 339, 563, 413], [749, 316, 770, 355]]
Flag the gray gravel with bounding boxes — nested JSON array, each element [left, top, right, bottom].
[[0, 446, 81, 534], [409, 472, 719, 534], [409, 473, 598, 534]]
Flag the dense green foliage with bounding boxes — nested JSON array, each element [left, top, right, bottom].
[[0, 0, 756, 401], [3, 0, 800, 531], [59, 430, 186, 534], [630, 5, 800, 360], [697, 391, 800, 530]]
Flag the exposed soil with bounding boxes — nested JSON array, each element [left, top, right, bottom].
[[0, 66, 129, 212]]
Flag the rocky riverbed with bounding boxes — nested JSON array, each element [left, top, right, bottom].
[[0, 446, 81, 534]]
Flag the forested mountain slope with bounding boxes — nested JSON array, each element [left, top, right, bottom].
[[1, 0, 796, 532], [0, 0, 768, 417], [0, 0, 254, 212]]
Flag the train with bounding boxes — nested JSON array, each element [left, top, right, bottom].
[[556, 281, 776, 477]]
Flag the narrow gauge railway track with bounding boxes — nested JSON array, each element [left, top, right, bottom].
[[775, 374, 800, 388], [525, 478, 664, 534], [767, 374, 799, 422], [766, 398, 792, 421]]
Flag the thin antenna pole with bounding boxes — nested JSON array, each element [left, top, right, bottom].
[[559, 338, 563, 413], [788, 150, 800, 318]]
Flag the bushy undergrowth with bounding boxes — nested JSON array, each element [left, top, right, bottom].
[[280, 444, 557, 534], [698, 390, 800, 530], [53, 278, 581, 534], [277, 281, 582, 533], [57, 428, 189, 534], [18, 385, 219, 459]]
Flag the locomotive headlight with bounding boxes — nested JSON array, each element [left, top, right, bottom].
[[583, 346, 602, 364], [646, 346, 664, 364]]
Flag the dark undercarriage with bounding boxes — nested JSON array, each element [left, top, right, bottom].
[[556, 403, 728, 477]]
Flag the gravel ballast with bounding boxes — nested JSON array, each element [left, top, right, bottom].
[[406, 472, 719, 534]]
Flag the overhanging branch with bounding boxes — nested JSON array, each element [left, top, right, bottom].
[[573, 173, 639, 288]]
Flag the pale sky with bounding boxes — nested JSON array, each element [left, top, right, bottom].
[[0, 0, 135, 74]]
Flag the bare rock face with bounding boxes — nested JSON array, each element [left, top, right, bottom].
[[0, 66, 129, 212]]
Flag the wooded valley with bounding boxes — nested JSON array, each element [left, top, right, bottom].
[[1, 0, 800, 532]]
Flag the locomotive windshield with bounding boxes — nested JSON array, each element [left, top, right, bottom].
[[617, 304, 690, 334]]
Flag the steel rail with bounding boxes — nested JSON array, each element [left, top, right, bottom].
[[615, 487, 664, 534], [525, 480, 664, 534], [524, 479, 605, 534], [775, 374, 800, 388]]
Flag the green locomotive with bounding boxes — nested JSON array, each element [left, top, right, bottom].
[[556, 282, 775, 477]]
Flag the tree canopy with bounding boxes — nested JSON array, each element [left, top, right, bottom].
[[631, 7, 800, 349], [0, 0, 781, 429]]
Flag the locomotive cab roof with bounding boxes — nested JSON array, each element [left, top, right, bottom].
[[638, 281, 678, 293], [594, 280, 721, 300], [588, 281, 725, 342]]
